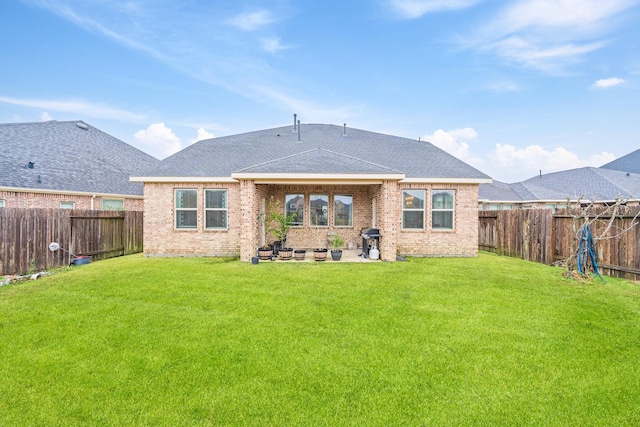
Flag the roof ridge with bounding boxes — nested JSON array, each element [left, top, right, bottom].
[[594, 167, 640, 196], [321, 148, 403, 173], [235, 148, 320, 172], [0, 119, 84, 126]]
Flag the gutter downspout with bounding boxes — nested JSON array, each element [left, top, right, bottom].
[[91, 194, 96, 210]]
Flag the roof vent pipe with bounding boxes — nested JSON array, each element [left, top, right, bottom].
[[293, 114, 297, 132], [27, 161, 35, 169], [343, 123, 346, 136], [297, 120, 301, 142]]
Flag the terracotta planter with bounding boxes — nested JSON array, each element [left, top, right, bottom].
[[279, 247, 293, 260], [294, 249, 306, 261]]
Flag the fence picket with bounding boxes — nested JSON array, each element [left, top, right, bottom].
[[0, 208, 143, 275], [479, 207, 640, 280]]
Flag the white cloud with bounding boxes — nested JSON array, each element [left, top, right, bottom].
[[260, 37, 291, 55], [227, 9, 275, 31], [423, 128, 483, 165], [387, 0, 483, 19], [40, 112, 53, 121], [484, 79, 520, 92], [491, 143, 615, 181], [493, 0, 633, 35], [190, 127, 215, 144], [24, 2, 349, 121], [0, 95, 145, 122], [488, 36, 605, 72], [593, 77, 625, 88], [134, 123, 182, 158], [471, 0, 637, 72]]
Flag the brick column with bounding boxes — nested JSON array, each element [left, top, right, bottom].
[[240, 179, 258, 261], [379, 180, 399, 261]]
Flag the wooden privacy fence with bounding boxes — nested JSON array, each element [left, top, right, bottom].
[[479, 208, 640, 280], [0, 208, 143, 276]]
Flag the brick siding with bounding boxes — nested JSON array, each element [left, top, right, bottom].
[[396, 183, 479, 257], [0, 190, 143, 210], [142, 181, 480, 261]]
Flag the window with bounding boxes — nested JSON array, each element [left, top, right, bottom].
[[175, 189, 197, 229], [205, 189, 227, 229], [402, 190, 424, 229], [60, 201, 75, 209], [0, 199, 5, 208], [285, 194, 304, 226], [334, 194, 353, 227], [102, 199, 124, 210], [310, 194, 328, 227], [432, 190, 454, 230]]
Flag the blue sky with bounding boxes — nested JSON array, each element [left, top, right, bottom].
[[1, 0, 639, 182]]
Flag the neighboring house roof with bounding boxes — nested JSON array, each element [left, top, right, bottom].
[[479, 167, 640, 203], [0, 120, 159, 196], [600, 149, 640, 174], [136, 123, 490, 182]]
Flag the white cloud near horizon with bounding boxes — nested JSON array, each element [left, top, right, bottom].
[[0, 95, 145, 122], [491, 143, 615, 181], [40, 111, 53, 121], [190, 127, 215, 145], [386, 0, 484, 18], [134, 123, 182, 159], [593, 77, 625, 88], [423, 128, 484, 166], [469, 0, 638, 72]]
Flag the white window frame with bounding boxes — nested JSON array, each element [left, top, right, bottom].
[[402, 189, 425, 230], [205, 189, 228, 230], [175, 189, 198, 229], [102, 198, 124, 210], [0, 199, 5, 208], [60, 201, 75, 209], [431, 190, 455, 230]]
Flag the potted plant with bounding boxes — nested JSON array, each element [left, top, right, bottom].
[[266, 197, 295, 255], [278, 247, 293, 260], [329, 233, 345, 261], [257, 245, 273, 260], [294, 249, 306, 261], [312, 226, 328, 261]]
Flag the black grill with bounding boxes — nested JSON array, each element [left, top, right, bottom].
[[361, 228, 381, 258]]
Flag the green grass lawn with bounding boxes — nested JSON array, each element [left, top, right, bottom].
[[1, 253, 639, 426]]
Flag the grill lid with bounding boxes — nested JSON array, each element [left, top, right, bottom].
[[361, 228, 381, 237]]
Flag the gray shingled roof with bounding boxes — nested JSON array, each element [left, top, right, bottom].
[[601, 149, 640, 174], [0, 120, 159, 196], [480, 167, 640, 202], [142, 123, 490, 180]]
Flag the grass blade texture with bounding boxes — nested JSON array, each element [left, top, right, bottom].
[[1, 253, 639, 426]]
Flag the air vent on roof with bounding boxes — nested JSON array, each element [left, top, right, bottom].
[[296, 120, 301, 142], [343, 123, 347, 137], [76, 122, 89, 130], [293, 114, 297, 132], [27, 161, 35, 169]]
